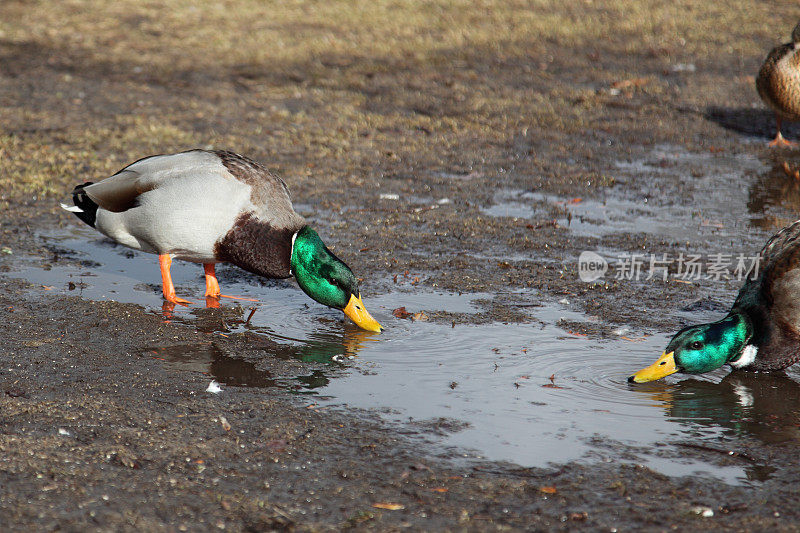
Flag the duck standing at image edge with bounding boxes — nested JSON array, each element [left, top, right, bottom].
[[757, 21, 800, 147], [630, 218, 800, 382], [60, 149, 383, 332]]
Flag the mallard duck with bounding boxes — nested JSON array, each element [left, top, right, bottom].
[[756, 22, 800, 147], [60, 149, 383, 332], [629, 218, 800, 382]]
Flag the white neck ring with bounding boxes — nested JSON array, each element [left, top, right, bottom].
[[289, 231, 298, 276]]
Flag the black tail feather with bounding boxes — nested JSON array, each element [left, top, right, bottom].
[[71, 182, 98, 228]]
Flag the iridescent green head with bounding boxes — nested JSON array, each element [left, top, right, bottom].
[[290, 226, 382, 332], [629, 313, 753, 383]]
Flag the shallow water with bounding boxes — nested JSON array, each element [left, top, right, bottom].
[[10, 222, 800, 486], [482, 145, 777, 245]]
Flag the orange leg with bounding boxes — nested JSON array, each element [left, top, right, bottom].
[[159, 254, 192, 305], [204, 263, 222, 298], [769, 115, 798, 147], [204, 263, 222, 308], [203, 263, 259, 303]]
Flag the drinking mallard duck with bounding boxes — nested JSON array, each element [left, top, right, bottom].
[[61, 149, 383, 332], [629, 218, 800, 382]]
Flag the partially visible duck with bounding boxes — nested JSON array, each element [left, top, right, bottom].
[[629, 218, 800, 382], [61, 149, 383, 332], [757, 21, 800, 147]]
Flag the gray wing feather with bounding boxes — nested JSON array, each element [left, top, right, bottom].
[[83, 170, 148, 212], [82, 150, 304, 230], [83, 150, 231, 213]]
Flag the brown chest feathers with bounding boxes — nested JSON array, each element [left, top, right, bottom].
[[757, 43, 800, 121], [214, 212, 304, 279]]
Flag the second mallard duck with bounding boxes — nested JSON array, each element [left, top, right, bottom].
[[61, 149, 383, 332], [629, 218, 800, 382], [757, 21, 800, 147]]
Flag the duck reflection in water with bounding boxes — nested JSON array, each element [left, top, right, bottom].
[[632, 372, 800, 444], [149, 325, 379, 390], [745, 157, 800, 233]]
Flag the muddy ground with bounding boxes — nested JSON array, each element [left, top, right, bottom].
[[3, 0, 800, 530]]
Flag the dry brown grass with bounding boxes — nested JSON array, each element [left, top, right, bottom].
[[0, 0, 788, 67], [0, 0, 796, 202]]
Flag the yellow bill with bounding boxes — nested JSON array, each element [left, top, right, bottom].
[[343, 293, 383, 332], [628, 351, 677, 383]]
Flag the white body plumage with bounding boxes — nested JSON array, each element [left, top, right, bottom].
[[62, 150, 305, 264]]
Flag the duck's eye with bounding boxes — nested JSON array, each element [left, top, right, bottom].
[[689, 341, 704, 350]]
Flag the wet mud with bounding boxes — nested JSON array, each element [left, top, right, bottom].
[[5, 0, 800, 530]]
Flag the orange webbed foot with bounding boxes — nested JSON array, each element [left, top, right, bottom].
[[165, 294, 193, 306], [159, 254, 193, 306], [218, 294, 259, 302], [203, 263, 259, 303], [769, 134, 797, 148], [769, 117, 797, 147]]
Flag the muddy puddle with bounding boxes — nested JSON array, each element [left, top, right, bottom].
[[6, 219, 800, 487], [7, 145, 800, 485], [483, 145, 786, 247]]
